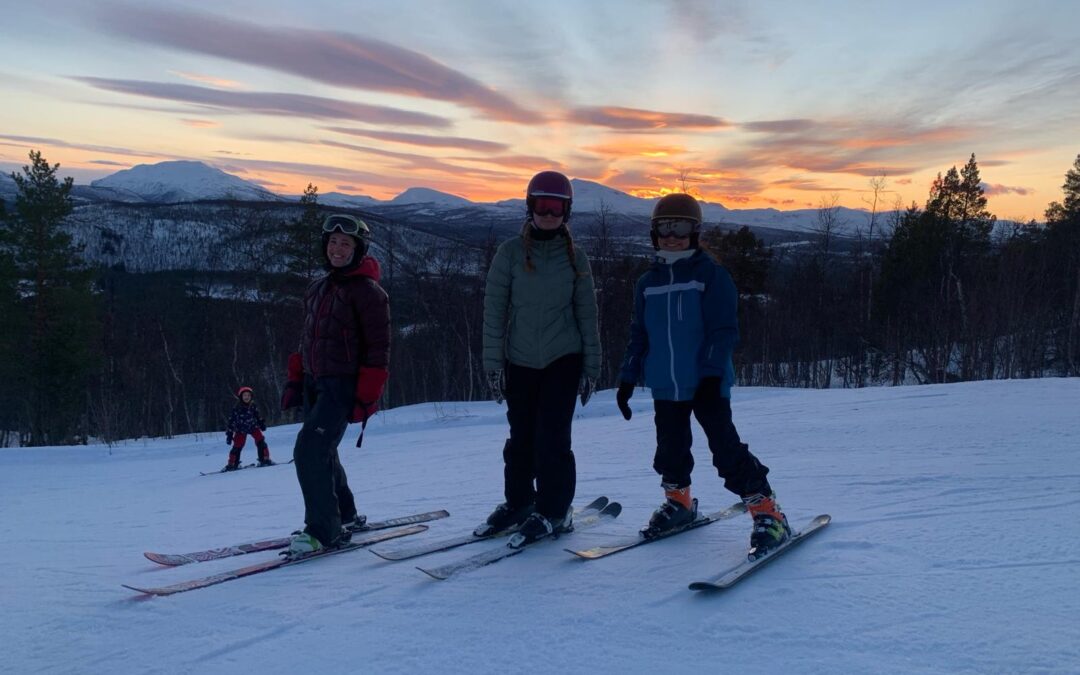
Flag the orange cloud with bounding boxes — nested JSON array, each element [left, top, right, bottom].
[[568, 106, 731, 130], [181, 119, 220, 128], [582, 141, 688, 158], [169, 71, 242, 89]]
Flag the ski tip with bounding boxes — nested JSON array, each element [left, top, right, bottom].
[[582, 496, 609, 512], [415, 565, 447, 581], [122, 584, 161, 596], [143, 552, 185, 567], [600, 501, 622, 518], [688, 581, 723, 592]]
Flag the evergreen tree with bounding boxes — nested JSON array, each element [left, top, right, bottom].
[[1045, 153, 1080, 224], [700, 225, 771, 295], [282, 183, 324, 284], [3, 151, 101, 445], [1043, 153, 1080, 374]]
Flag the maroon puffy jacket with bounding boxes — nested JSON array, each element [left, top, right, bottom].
[[301, 256, 390, 379]]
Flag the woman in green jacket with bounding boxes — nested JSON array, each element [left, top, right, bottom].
[[476, 170, 601, 547]]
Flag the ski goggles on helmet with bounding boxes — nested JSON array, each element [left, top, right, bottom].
[[652, 218, 697, 238], [532, 196, 568, 218], [322, 214, 368, 236]]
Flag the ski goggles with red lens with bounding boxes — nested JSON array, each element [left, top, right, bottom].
[[322, 215, 366, 236], [532, 197, 568, 217], [652, 218, 698, 238]]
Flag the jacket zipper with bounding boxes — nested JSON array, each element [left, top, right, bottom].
[[666, 266, 678, 399]]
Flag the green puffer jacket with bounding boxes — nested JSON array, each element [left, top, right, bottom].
[[483, 232, 601, 378]]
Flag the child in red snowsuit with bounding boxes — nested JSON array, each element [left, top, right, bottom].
[[224, 386, 272, 470]]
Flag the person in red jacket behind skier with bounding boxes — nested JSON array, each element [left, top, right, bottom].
[[279, 214, 390, 557]]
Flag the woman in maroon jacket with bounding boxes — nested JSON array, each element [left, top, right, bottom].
[[281, 214, 390, 556]]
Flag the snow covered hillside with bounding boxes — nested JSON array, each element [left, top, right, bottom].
[[91, 161, 281, 203], [3, 379, 1078, 674]]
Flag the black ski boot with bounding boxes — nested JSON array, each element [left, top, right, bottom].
[[640, 497, 698, 539], [744, 493, 791, 560], [343, 513, 369, 532], [474, 501, 535, 537], [256, 440, 272, 466], [508, 506, 573, 549]]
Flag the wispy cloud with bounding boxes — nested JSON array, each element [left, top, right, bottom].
[[582, 141, 689, 158], [982, 182, 1033, 196], [568, 106, 730, 130], [725, 118, 975, 177], [321, 140, 506, 177], [169, 71, 242, 89], [92, 3, 541, 123], [448, 155, 565, 172], [181, 119, 220, 128], [87, 159, 129, 166], [0, 133, 162, 158], [74, 77, 449, 127], [324, 127, 508, 153]]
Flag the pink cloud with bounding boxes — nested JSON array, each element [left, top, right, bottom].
[[75, 77, 448, 127], [981, 182, 1033, 196], [94, 4, 541, 123], [567, 106, 731, 130], [324, 127, 508, 153]]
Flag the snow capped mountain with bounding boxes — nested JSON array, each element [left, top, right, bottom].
[[71, 160, 875, 235], [389, 187, 471, 207], [91, 161, 281, 203], [318, 192, 379, 208]]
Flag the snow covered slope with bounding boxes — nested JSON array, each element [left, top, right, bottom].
[[3, 379, 1077, 673], [91, 161, 281, 203]]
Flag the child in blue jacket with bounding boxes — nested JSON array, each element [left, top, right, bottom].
[[616, 193, 790, 558], [224, 386, 272, 470]]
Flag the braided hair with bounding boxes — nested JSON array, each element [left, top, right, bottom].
[[521, 218, 581, 276]]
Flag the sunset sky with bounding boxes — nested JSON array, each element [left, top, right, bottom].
[[1, 0, 1078, 219]]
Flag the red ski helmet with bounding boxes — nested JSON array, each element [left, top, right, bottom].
[[526, 171, 573, 223], [236, 386, 254, 399]]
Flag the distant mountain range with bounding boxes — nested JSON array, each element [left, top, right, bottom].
[[1, 160, 880, 234]]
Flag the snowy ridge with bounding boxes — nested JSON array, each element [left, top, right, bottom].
[[70, 161, 873, 234], [3, 379, 1078, 672], [91, 161, 281, 203]]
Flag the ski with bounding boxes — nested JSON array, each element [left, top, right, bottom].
[[417, 501, 622, 581], [688, 514, 831, 591], [144, 509, 451, 566], [370, 497, 609, 562], [124, 525, 428, 597], [565, 501, 746, 560], [199, 458, 295, 476]]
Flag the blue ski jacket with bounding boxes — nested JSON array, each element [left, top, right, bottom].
[[619, 250, 739, 401]]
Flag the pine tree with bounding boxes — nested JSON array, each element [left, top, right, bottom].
[[1045, 154, 1080, 224], [283, 183, 324, 282], [1043, 154, 1080, 374], [2, 151, 101, 445]]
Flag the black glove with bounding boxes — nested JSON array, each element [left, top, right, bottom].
[[616, 381, 635, 421], [225, 430, 234, 446], [258, 420, 267, 431], [487, 368, 506, 405], [579, 376, 596, 407]]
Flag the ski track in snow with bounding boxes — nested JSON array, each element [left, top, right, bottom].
[[2, 379, 1078, 674]]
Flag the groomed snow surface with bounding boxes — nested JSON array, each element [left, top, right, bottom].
[[3, 379, 1078, 674]]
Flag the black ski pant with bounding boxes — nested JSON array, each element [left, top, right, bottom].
[[292, 375, 358, 546], [503, 353, 581, 520], [652, 381, 771, 498]]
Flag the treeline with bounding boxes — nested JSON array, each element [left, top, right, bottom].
[[1, 151, 1077, 446]]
